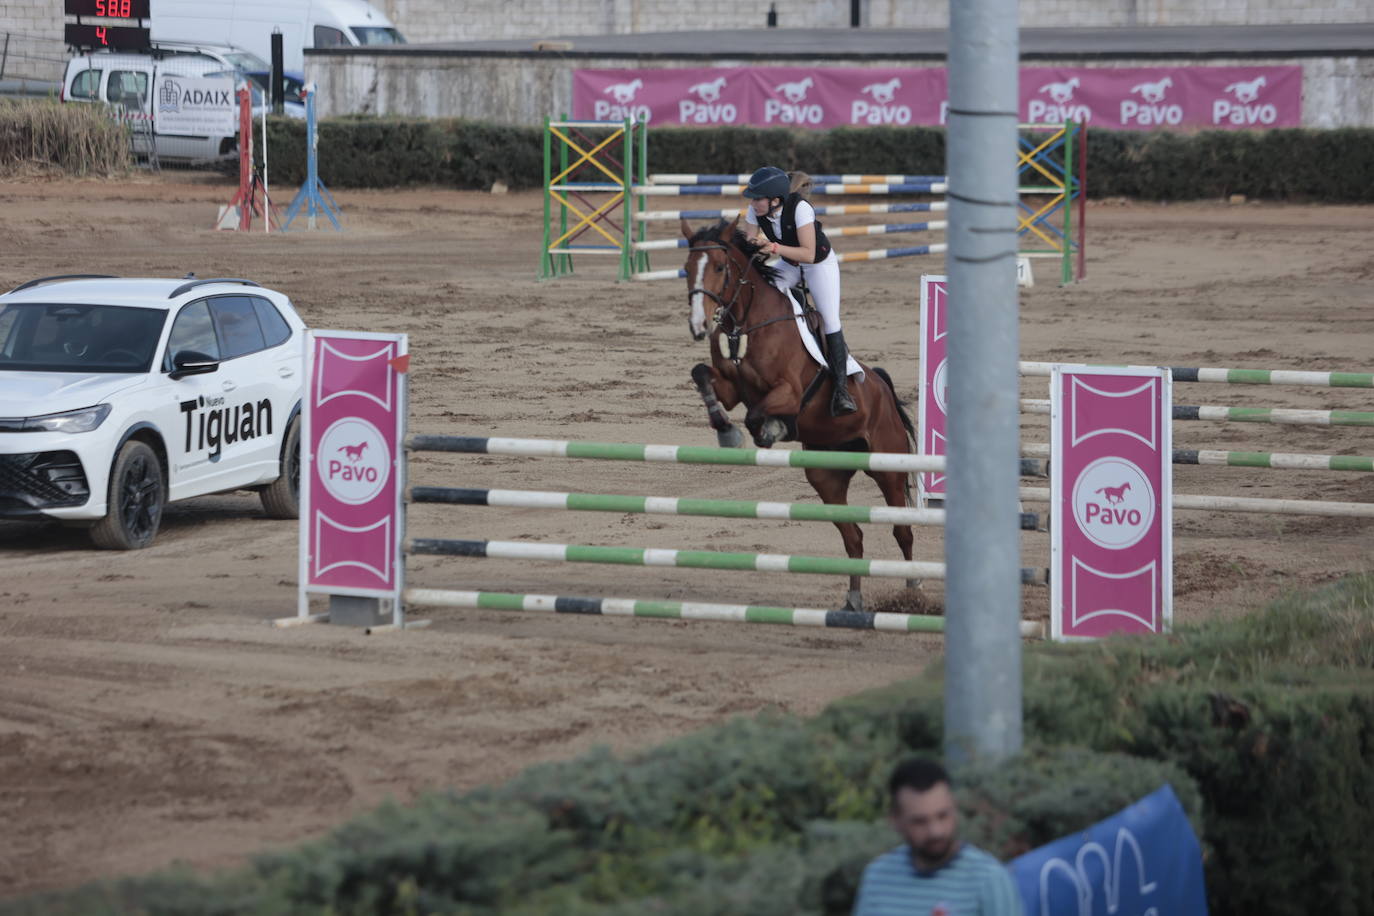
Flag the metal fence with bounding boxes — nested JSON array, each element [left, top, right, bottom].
[[0, 32, 66, 88]]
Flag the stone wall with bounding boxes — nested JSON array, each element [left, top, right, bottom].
[[310, 52, 1374, 129], [375, 0, 1374, 42], [5, 0, 1372, 93]]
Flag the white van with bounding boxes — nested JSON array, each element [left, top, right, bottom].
[[62, 52, 239, 162], [62, 43, 304, 164], [149, 0, 405, 74]]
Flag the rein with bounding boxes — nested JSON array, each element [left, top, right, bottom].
[[686, 242, 796, 364]]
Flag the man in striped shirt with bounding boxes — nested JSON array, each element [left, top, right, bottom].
[[852, 757, 1023, 915]]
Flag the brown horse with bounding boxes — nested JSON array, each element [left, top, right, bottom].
[[680, 216, 918, 612]]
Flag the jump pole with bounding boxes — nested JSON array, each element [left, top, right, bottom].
[[283, 85, 343, 231], [1020, 398, 1374, 428], [1021, 361, 1374, 389], [406, 588, 1045, 637], [407, 535, 1050, 585], [410, 484, 1042, 530]]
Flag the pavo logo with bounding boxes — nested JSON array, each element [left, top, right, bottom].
[[1072, 457, 1154, 549], [319, 417, 389, 505]]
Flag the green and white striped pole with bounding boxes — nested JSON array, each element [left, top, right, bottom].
[[408, 536, 1051, 585], [1022, 398, 1374, 428], [409, 485, 1043, 530], [1021, 443, 1374, 472], [1020, 362, 1374, 389], [405, 588, 1046, 637]]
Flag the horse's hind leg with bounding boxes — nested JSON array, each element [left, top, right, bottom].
[[872, 469, 917, 589], [691, 362, 743, 448], [805, 466, 865, 612]]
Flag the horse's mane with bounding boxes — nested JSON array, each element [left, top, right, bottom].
[[689, 221, 783, 285]]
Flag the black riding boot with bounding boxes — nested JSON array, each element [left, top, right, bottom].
[[824, 330, 858, 416]]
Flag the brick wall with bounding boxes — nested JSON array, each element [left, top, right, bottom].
[[0, 1, 66, 81]]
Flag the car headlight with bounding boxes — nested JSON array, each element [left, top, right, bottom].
[[23, 404, 112, 433]]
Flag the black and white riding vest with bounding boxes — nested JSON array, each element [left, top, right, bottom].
[[757, 193, 832, 267]]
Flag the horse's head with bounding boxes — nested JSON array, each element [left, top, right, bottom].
[[680, 215, 768, 341]]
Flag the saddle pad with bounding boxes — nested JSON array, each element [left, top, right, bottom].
[[789, 294, 865, 383]]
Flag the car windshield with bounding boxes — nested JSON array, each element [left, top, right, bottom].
[[0, 303, 166, 373], [245, 71, 305, 104], [351, 27, 405, 46]]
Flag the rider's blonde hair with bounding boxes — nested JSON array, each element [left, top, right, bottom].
[[788, 170, 813, 200]]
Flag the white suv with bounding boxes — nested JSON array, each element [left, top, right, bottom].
[[0, 275, 306, 549]]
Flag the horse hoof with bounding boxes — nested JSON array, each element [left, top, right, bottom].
[[757, 418, 786, 447], [717, 427, 744, 448], [842, 590, 865, 614]]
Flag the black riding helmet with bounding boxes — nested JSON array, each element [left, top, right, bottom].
[[743, 166, 790, 200]]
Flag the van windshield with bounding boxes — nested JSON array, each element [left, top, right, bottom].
[[350, 27, 404, 46], [223, 50, 270, 71]]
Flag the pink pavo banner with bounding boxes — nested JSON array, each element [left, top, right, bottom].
[[574, 65, 1300, 130]]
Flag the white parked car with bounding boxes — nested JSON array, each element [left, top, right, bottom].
[[0, 275, 305, 549]]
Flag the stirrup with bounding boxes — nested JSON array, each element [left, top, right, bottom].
[[831, 379, 857, 416]]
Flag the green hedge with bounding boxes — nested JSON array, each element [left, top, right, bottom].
[[260, 118, 1374, 202], [1, 741, 1196, 916], [8, 573, 1373, 915]]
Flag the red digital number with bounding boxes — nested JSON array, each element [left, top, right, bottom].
[[120, 0, 132, 15], [96, 26, 108, 45], [95, 1, 133, 17], [96, 0, 105, 13]]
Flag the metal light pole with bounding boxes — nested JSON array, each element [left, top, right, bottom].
[[943, 0, 1024, 762]]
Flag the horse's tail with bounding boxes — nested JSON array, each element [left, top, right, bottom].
[[872, 366, 915, 445], [873, 366, 918, 510]]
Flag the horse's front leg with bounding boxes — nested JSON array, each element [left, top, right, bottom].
[[691, 362, 744, 448], [745, 381, 802, 448]]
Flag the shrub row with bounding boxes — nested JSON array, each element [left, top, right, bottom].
[[9, 574, 1373, 916], [259, 118, 1374, 202], [0, 99, 131, 177]]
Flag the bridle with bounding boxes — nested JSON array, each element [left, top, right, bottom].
[[686, 241, 797, 363]]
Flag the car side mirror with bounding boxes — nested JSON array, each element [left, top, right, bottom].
[[169, 349, 219, 380]]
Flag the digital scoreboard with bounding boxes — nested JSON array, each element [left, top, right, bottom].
[[63, 23, 152, 51], [63, 0, 152, 17], [63, 0, 152, 51]]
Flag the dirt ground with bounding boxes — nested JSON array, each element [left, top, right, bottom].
[[0, 172, 1371, 899]]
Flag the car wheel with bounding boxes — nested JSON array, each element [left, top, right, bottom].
[[260, 416, 301, 519], [90, 440, 165, 550]]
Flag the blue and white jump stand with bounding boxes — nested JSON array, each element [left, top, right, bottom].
[[283, 85, 342, 231]]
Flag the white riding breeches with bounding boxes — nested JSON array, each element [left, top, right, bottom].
[[769, 251, 842, 334]]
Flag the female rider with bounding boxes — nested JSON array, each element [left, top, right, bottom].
[[741, 165, 856, 416]]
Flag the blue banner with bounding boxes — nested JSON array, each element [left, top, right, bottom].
[[1008, 784, 1207, 915]]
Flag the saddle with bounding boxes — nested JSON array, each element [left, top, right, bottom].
[[788, 284, 826, 354], [785, 282, 836, 411]]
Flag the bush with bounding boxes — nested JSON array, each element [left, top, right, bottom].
[[0, 99, 131, 177], [7, 576, 1372, 916], [259, 117, 1374, 202], [262, 116, 542, 190]]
